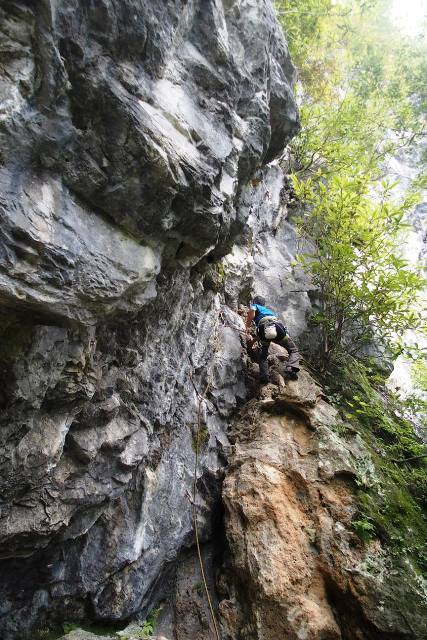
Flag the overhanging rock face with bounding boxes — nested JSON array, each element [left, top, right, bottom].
[[0, 1, 299, 638], [0, 0, 299, 323]]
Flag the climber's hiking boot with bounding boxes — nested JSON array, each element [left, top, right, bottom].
[[284, 367, 299, 380]]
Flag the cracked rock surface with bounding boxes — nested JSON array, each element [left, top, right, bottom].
[[0, 1, 299, 637], [0, 0, 298, 323], [1, 2, 425, 640], [219, 366, 427, 640]]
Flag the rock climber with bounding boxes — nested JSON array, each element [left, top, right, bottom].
[[245, 295, 300, 383]]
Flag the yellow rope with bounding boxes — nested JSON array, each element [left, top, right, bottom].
[[192, 381, 221, 640]]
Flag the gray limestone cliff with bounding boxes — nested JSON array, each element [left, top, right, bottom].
[[0, 2, 426, 640], [0, 1, 299, 637]]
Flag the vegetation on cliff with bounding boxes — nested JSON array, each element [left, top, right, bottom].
[[275, 0, 427, 579], [325, 356, 427, 576], [276, 0, 426, 366]]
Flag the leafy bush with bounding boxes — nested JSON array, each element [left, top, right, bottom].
[[275, 0, 426, 369], [293, 176, 424, 367]]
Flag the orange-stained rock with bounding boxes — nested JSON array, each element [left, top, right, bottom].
[[219, 371, 427, 640]]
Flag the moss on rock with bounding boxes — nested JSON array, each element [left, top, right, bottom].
[[325, 356, 427, 576]]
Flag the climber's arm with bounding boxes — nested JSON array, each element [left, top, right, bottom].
[[245, 308, 255, 331]]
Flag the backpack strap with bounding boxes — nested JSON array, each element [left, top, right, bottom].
[[257, 315, 278, 325]]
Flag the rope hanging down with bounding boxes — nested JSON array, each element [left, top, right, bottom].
[[191, 380, 221, 640]]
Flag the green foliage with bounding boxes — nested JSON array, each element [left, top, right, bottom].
[[191, 426, 209, 453], [412, 359, 427, 392], [276, 0, 426, 148], [352, 517, 376, 543], [275, 0, 427, 368], [120, 627, 152, 640], [275, 0, 335, 94], [119, 614, 160, 639], [357, 480, 427, 572], [137, 604, 163, 638], [331, 356, 426, 460], [193, 581, 204, 595], [63, 623, 80, 634], [293, 175, 424, 365], [216, 261, 226, 283], [140, 621, 154, 638]]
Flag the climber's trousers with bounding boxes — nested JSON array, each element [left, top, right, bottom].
[[280, 335, 300, 370], [257, 335, 300, 381]]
